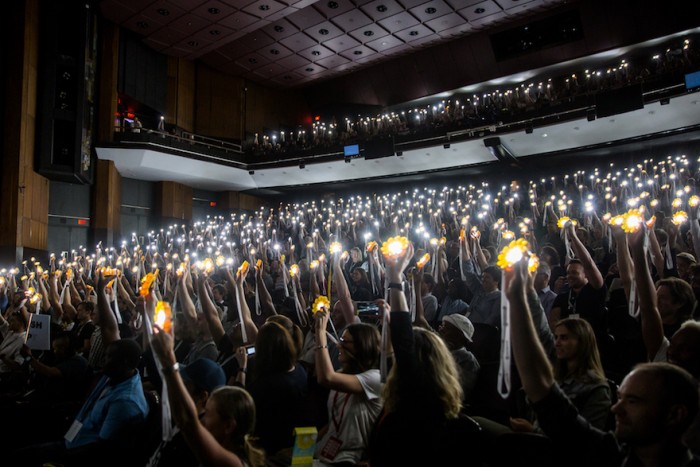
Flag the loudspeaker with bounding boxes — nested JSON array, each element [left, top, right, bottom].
[[595, 83, 644, 118], [363, 136, 395, 160], [35, 0, 96, 184], [484, 137, 520, 167]]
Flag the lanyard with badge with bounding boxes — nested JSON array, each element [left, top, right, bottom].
[[320, 391, 351, 460]]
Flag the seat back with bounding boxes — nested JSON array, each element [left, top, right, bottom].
[[468, 322, 501, 364]]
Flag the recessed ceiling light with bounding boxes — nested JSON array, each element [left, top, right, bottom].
[[283, 75, 292, 80], [305, 67, 314, 72], [210, 30, 220, 35], [376, 5, 387, 12], [425, 7, 437, 14], [270, 49, 280, 55], [311, 50, 321, 55], [249, 58, 257, 63], [274, 25, 284, 33], [157, 8, 169, 16], [409, 30, 419, 36], [136, 21, 149, 29], [187, 40, 198, 47], [319, 28, 329, 35], [474, 7, 486, 14], [259, 4, 270, 11], [354, 50, 363, 55], [327, 1, 339, 9], [208, 7, 220, 14], [364, 30, 374, 36]]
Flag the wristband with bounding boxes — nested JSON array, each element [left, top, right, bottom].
[[388, 282, 403, 290], [162, 362, 179, 374], [238, 367, 247, 373], [316, 345, 328, 350]]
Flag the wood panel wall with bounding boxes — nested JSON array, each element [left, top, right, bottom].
[[166, 57, 196, 133], [97, 21, 119, 143], [156, 181, 193, 222], [217, 191, 268, 212], [91, 159, 121, 246], [0, 0, 48, 262], [195, 64, 309, 141]]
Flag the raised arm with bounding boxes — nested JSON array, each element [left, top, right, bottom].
[[411, 268, 431, 330], [332, 253, 358, 326], [566, 223, 604, 289], [225, 268, 258, 345], [36, 275, 52, 313], [314, 311, 366, 393], [150, 316, 245, 467], [628, 229, 665, 360], [178, 268, 198, 325], [197, 276, 225, 344], [254, 262, 277, 318], [506, 261, 555, 402], [611, 225, 633, 302], [95, 270, 120, 345], [49, 274, 64, 321]]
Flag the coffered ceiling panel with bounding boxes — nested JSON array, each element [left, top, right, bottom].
[[101, 0, 566, 88]]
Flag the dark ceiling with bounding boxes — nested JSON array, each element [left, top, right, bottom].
[[100, 0, 565, 89]]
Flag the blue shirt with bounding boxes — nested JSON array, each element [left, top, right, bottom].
[[67, 372, 149, 448]]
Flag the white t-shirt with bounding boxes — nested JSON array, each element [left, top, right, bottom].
[[316, 369, 383, 465]]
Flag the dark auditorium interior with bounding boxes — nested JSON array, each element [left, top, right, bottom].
[[0, 0, 698, 260], [2, 1, 700, 466]]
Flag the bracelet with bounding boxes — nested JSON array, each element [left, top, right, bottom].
[[316, 345, 328, 350], [162, 362, 179, 374], [388, 282, 403, 290], [237, 367, 247, 374]]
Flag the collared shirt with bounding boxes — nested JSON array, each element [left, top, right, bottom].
[[537, 286, 558, 318], [67, 372, 149, 449]]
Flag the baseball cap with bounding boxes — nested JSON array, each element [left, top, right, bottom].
[[442, 314, 475, 343], [180, 358, 226, 393], [677, 252, 696, 263]]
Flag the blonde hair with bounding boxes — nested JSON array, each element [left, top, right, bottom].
[[382, 327, 463, 419], [210, 386, 266, 467]]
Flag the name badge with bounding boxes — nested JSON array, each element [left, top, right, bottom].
[[65, 420, 83, 442]]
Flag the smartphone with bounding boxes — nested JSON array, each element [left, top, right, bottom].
[[245, 345, 256, 356]]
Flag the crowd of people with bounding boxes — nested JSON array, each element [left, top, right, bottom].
[[0, 152, 699, 466], [247, 35, 698, 160]]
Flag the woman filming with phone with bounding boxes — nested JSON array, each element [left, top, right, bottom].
[[313, 309, 382, 466]]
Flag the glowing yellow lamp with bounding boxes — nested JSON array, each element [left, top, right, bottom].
[[381, 236, 409, 258], [312, 295, 331, 314], [154, 301, 172, 334], [497, 239, 532, 271], [416, 253, 431, 269], [672, 211, 688, 225], [140, 270, 159, 297]]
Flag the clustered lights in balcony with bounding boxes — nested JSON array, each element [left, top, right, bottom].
[[250, 37, 695, 149]]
